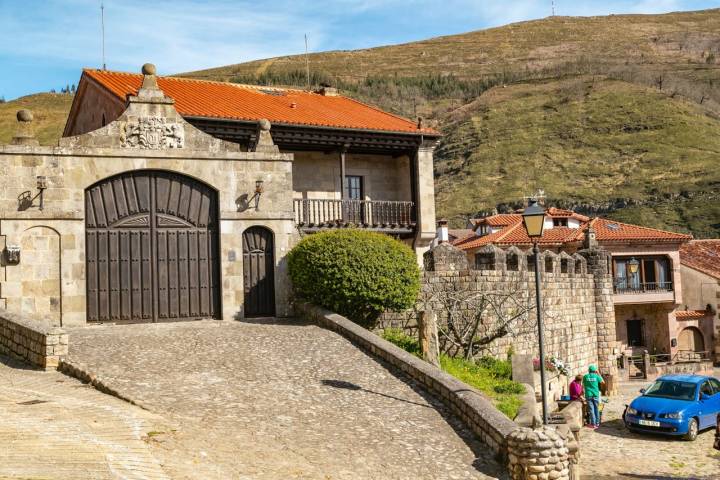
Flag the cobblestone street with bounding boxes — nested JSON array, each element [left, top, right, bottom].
[[0, 356, 171, 480], [582, 379, 720, 480], [66, 319, 505, 480]]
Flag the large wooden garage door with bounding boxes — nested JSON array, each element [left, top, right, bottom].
[[85, 171, 220, 322]]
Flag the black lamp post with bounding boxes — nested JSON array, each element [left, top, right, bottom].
[[522, 199, 549, 425]]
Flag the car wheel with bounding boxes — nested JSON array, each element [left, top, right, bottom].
[[684, 418, 699, 441]]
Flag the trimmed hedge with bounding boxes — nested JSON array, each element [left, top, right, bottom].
[[287, 230, 420, 327]]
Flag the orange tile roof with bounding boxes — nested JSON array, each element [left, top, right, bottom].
[[675, 310, 711, 319], [681, 240, 720, 279], [453, 210, 692, 251], [546, 207, 589, 222], [590, 218, 692, 244], [83, 69, 439, 135]]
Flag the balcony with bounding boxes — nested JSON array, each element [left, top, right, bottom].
[[613, 279, 675, 304], [294, 199, 416, 234]]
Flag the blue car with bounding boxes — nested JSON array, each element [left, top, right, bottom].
[[624, 374, 720, 441]]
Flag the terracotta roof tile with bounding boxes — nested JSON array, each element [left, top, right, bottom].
[[674, 310, 711, 319], [453, 210, 691, 251], [83, 69, 440, 135], [681, 240, 720, 279], [590, 218, 692, 243]]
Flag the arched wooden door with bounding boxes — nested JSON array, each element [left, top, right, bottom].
[[85, 170, 220, 322], [243, 227, 275, 317], [678, 327, 705, 352]]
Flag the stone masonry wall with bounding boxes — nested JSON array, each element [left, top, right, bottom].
[[0, 309, 68, 369], [381, 243, 617, 379]]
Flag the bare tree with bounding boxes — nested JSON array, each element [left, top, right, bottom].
[[423, 280, 540, 360]]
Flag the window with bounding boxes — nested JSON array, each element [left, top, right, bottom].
[[553, 218, 568, 227], [700, 382, 714, 397], [613, 256, 672, 293], [345, 176, 363, 200], [709, 378, 720, 394]]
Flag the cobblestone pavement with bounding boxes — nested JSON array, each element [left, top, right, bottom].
[[0, 356, 171, 480], [67, 319, 505, 480], [581, 379, 720, 480]]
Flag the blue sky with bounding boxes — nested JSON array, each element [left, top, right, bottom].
[[0, 0, 717, 100]]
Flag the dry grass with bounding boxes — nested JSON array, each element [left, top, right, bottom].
[[0, 94, 73, 146]]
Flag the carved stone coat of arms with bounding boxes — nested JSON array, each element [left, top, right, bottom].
[[120, 117, 185, 149]]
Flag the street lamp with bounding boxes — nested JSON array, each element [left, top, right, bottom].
[[522, 199, 549, 425]]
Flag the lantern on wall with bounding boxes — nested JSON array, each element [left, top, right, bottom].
[[628, 257, 640, 275]]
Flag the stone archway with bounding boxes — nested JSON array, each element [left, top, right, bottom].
[[85, 170, 220, 322], [19, 226, 62, 323], [678, 326, 705, 353]]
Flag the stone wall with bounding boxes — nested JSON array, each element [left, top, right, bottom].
[[381, 243, 619, 380], [292, 151, 412, 202], [0, 309, 68, 369]]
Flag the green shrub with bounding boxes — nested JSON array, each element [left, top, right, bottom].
[[476, 356, 513, 379], [380, 328, 421, 357], [288, 230, 420, 327]]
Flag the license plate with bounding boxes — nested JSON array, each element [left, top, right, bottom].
[[639, 419, 660, 427]]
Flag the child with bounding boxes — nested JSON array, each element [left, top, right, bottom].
[[569, 375, 584, 401], [583, 364, 605, 429]]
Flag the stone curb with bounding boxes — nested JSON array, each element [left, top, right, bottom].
[[0, 309, 68, 370], [297, 302, 518, 458], [58, 358, 152, 411]]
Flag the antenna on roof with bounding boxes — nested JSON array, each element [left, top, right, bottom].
[[304, 34, 310, 89], [101, 1, 106, 70]]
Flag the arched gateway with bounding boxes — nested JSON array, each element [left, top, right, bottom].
[[85, 170, 220, 322]]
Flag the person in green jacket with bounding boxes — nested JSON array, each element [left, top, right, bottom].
[[583, 364, 605, 429]]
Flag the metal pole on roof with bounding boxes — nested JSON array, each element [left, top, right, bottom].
[[304, 34, 310, 89], [101, 1, 106, 70]]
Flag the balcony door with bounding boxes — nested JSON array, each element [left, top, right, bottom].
[[344, 175, 364, 224]]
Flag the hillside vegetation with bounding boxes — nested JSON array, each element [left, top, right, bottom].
[[184, 9, 720, 236], [0, 94, 72, 145]]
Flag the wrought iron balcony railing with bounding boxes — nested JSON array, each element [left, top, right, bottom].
[[294, 199, 415, 232], [613, 279, 673, 294]]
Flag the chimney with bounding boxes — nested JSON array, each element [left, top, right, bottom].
[[317, 85, 338, 96], [437, 219, 449, 244]]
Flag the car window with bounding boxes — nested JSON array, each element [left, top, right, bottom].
[[701, 381, 714, 396], [710, 378, 720, 394], [644, 380, 697, 400]]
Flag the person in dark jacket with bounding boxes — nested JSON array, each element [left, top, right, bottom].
[[714, 413, 720, 451]]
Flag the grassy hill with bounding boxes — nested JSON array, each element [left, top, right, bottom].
[[0, 93, 73, 146], [185, 8, 720, 237], [3, 9, 720, 236]]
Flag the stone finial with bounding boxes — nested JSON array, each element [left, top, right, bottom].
[[11, 109, 39, 146], [141, 63, 157, 75], [17, 109, 33, 122], [253, 119, 279, 153], [134, 62, 170, 102]]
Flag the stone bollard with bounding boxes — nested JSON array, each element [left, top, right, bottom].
[[418, 310, 440, 367], [507, 425, 570, 480], [642, 350, 651, 380]]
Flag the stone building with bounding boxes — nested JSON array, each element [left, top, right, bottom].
[[452, 207, 695, 361], [679, 240, 720, 361], [0, 64, 440, 326]]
